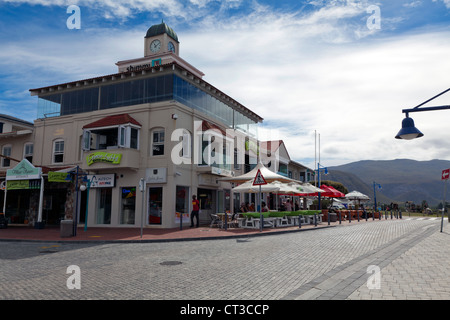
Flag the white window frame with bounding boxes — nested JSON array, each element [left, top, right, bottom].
[[2, 144, 12, 167], [53, 139, 65, 164], [151, 128, 165, 156], [23, 142, 33, 162]]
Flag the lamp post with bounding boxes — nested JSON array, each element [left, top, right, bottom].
[[395, 87, 450, 140], [396, 88, 450, 231], [373, 182, 381, 220], [316, 162, 328, 224], [80, 177, 91, 232]]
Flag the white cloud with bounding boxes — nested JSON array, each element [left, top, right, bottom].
[[1, 0, 450, 169]]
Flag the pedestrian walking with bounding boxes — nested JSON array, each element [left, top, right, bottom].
[[191, 195, 200, 228]]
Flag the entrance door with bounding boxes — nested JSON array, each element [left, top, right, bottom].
[[197, 188, 215, 224], [148, 187, 163, 225]]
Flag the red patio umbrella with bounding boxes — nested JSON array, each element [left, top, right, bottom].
[[320, 185, 345, 198]]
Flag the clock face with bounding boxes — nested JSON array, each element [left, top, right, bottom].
[[150, 39, 161, 53], [168, 41, 175, 53]]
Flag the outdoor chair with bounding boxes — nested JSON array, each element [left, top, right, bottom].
[[210, 214, 223, 228], [243, 217, 257, 228]]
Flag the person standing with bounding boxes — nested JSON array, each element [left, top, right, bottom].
[[191, 195, 200, 228]]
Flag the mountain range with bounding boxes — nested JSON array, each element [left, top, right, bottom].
[[326, 159, 450, 207]]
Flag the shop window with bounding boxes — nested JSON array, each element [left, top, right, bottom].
[[176, 186, 189, 220], [2, 145, 11, 167], [149, 187, 163, 224], [97, 188, 112, 224], [120, 187, 136, 224], [24, 143, 33, 163], [152, 129, 165, 156], [53, 140, 64, 163]]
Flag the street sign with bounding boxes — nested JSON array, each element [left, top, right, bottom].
[[253, 169, 267, 186], [442, 169, 450, 180]]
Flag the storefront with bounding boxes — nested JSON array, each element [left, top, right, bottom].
[[3, 159, 44, 226]]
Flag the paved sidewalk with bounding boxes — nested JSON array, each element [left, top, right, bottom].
[[0, 216, 386, 242]]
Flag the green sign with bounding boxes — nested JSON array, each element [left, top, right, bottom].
[[86, 152, 122, 166], [48, 172, 72, 183], [6, 180, 41, 190]]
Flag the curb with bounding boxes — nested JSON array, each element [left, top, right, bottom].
[[0, 224, 336, 244]]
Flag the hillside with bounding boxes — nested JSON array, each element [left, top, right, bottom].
[[327, 159, 450, 207]]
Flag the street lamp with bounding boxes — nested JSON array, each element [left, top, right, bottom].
[[373, 182, 381, 220], [316, 163, 328, 224], [395, 87, 450, 140], [80, 177, 91, 232]]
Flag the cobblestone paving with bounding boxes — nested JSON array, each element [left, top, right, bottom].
[[0, 218, 448, 300]]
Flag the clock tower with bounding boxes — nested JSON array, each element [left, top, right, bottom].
[[116, 21, 204, 79], [144, 21, 179, 57]]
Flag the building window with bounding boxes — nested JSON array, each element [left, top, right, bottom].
[[83, 126, 139, 151], [2, 145, 11, 167], [24, 143, 33, 163], [53, 140, 64, 163], [152, 129, 165, 156]]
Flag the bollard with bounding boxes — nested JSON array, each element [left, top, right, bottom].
[[339, 212, 342, 224], [314, 214, 317, 227], [391, 211, 393, 219], [357, 211, 360, 222], [349, 211, 351, 223], [260, 213, 263, 232], [399, 211, 402, 219], [299, 215, 302, 229], [365, 211, 368, 221]]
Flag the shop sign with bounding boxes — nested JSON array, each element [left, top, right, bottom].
[[211, 166, 234, 177], [6, 159, 41, 181], [146, 168, 167, 184], [86, 152, 122, 166], [87, 174, 115, 188], [6, 180, 41, 190], [48, 172, 72, 183]]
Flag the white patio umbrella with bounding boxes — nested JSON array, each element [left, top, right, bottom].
[[220, 161, 294, 183], [288, 182, 323, 195], [232, 179, 281, 193], [345, 190, 370, 209], [345, 190, 370, 201]]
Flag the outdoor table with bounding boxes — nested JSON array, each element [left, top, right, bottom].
[[216, 213, 232, 228], [237, 218, 246, 228], [252, 217, 275, 229]]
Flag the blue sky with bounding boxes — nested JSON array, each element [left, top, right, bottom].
[[0, 0, 450, 169]]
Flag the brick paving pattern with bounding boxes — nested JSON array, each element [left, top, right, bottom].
[[0, 216, 448, 300]]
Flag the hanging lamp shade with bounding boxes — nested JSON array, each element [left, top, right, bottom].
[[395, 116, 424, 140]]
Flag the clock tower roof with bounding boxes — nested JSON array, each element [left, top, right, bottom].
[[145, 21, 178, 42]]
